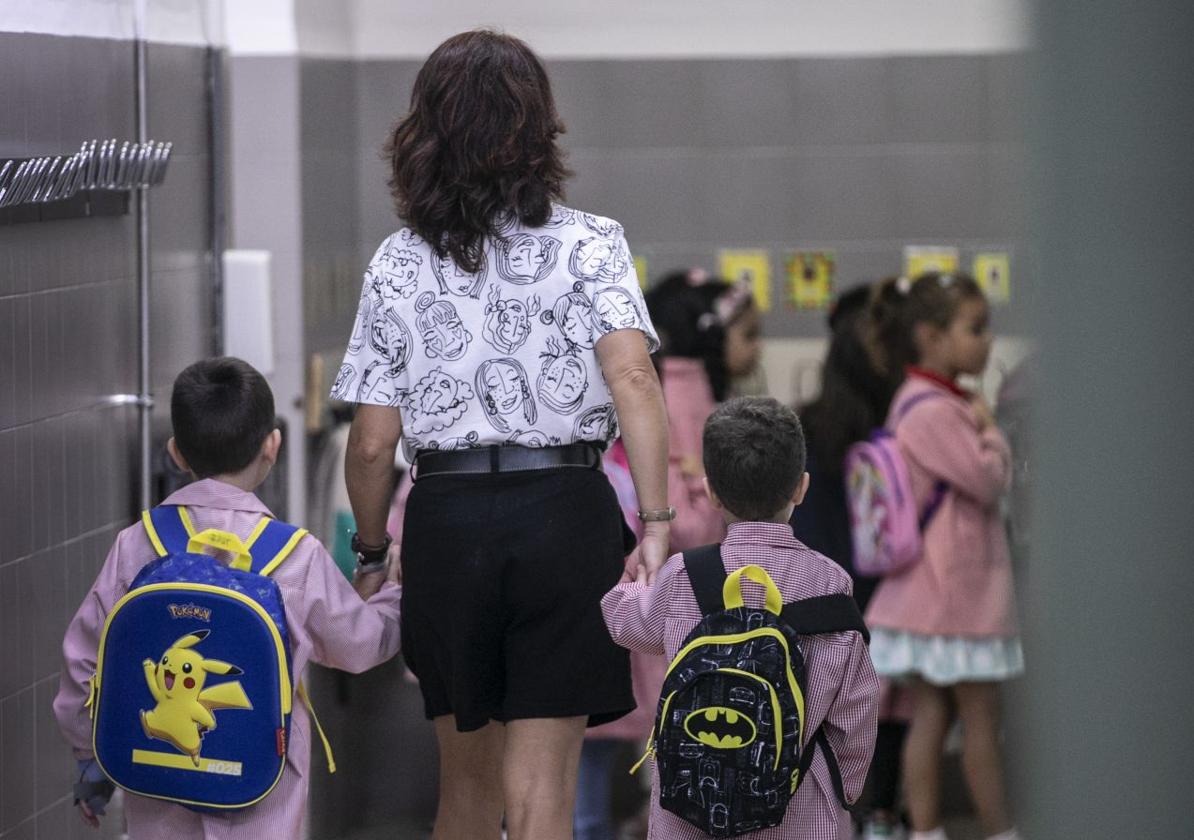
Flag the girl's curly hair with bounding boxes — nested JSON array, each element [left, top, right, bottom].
[[384, 30, 571, 274]]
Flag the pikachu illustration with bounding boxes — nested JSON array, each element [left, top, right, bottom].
[[140, 630, 252, 764]]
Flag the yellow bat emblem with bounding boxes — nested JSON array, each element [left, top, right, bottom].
[[683, 706, 757, 749]]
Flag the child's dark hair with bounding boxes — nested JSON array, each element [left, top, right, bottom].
[[800, 283, 901, 477], [703, 397, 806, 520], [645, 270, 750, 401], [171, 357, 276, 478], [868, 272, 985, 376], [385, 30, 570, 274]]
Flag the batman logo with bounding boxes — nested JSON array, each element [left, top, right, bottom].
[[683, 706, 757, 749]]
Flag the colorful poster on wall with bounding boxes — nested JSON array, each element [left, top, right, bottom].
[[633, 255, 649, 290], [903, 245, 959, 279], [718, 249, 772, 312], [785, 251, 836, 310], [973, 252, 1011, 304]]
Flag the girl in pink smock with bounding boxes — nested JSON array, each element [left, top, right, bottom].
[[864, 274, 1022, 840]]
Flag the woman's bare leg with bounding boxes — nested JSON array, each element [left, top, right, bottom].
[[503, 716, 588, 840], [431, 716, 506, 840]]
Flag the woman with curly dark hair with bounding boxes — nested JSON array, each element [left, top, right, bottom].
[[333, 30, 671, 840]]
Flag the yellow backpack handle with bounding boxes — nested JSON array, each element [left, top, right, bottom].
[[188, 529, 254, 573], [722, 564, 784, 615]]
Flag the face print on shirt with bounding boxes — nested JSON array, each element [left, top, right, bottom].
[[494, 233, 561, 285], [507, 430, 562, 447], [330, 363, 357, 401], [578, 212, 622, 238], [415, 292, 473, 361], [569, 236, 630, 284], [425, 430, 480, 451], [573, 403, 619, 441], [482, 284, 541, 355], [592, 286, 644, 335], [372, 239, 423, 301], [543, 205, 577, 228], [347, 289, 372, 354], [431, 252, 487, 299], [399, 367, 474, 435], [537, 336, 589, 415], [540, 283, 596, 352], [475, 358, 538, 433], [353, 308, 413, 405]]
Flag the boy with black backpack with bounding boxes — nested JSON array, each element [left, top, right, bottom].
[[54, 357, 402, 838], [603, 397, 879, 839]]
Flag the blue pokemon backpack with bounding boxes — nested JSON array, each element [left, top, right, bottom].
[[88, 505, 334, 811], [634, 546, 868, 837]]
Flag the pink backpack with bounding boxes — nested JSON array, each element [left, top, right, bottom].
[[844, 392, 948, 576]]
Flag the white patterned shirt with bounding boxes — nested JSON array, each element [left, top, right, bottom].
[[331, 205, 658, 459]]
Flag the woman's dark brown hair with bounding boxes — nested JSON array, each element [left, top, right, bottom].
[[385, 30, 570, 273]]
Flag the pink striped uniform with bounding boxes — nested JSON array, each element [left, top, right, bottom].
[[54, 479, 402, 840], [601, 521, 879, 840]]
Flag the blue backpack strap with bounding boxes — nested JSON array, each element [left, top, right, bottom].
[[244, 517, 308, 576], [140, 505, 195, 557]]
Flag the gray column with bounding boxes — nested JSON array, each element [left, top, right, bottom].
[[1021, 3, 1194, 837]]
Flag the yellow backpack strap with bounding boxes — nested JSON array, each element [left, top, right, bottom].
[[245, 517, 309, 577], [296, 681, 336, 774]]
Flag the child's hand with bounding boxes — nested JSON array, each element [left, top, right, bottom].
[[74, 759, 113, 828], [385, 545, 402, 586], [970, 394, 996, 430]]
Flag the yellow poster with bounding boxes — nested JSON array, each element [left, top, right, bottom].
[[718, 249, 771, 312], [903, 245, 959, 279], [973, 252, 1011, 304], [785, 252, 835, 310], [632, 255, 649, 290]]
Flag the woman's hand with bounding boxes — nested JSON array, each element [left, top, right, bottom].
[[635, 520, 671, 584], [352, 544, 401, 598]]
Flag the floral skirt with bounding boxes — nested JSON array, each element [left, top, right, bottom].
[[869, 628, 1024, 685]]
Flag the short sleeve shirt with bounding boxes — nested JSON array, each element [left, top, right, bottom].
[[330, 205, 659, 459]]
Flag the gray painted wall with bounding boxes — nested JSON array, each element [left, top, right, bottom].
[[0, 32, 214, 839], [345, 54, 1029, 339], [1020, 1, 1194, 836]]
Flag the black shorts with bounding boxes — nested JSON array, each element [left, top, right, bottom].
[[399, 465, 636, 732]]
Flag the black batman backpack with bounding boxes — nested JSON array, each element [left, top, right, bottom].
[[634, 544, 868, 838]]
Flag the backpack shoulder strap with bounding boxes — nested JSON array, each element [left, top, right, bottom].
[[796, 726, 850, 810], [245, 517, 308, 576], [781, 594, 870, 644], [141, 505, 195, 557], [891, 388, 947, 426], [682, 544, 727, 616]]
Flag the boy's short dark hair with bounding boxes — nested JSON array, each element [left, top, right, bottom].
[[171, 357, 275, 478], [703, 397, 807, 521]]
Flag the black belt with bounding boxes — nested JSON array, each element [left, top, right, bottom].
[[413, 443, 601, 480]]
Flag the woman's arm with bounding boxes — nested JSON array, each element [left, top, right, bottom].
[[345, 405, 404, 548], [596, 329, 671, 582]]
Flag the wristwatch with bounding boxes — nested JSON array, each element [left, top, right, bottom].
[[637, 506, 677, 523], [351, 532, 392, 575]]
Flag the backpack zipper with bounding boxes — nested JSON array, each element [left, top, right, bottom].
[[664, 627, 805, 742]]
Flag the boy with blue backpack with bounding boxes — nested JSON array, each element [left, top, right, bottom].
[[54, 357, 402, 837], [603, 397, 879, 839]]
